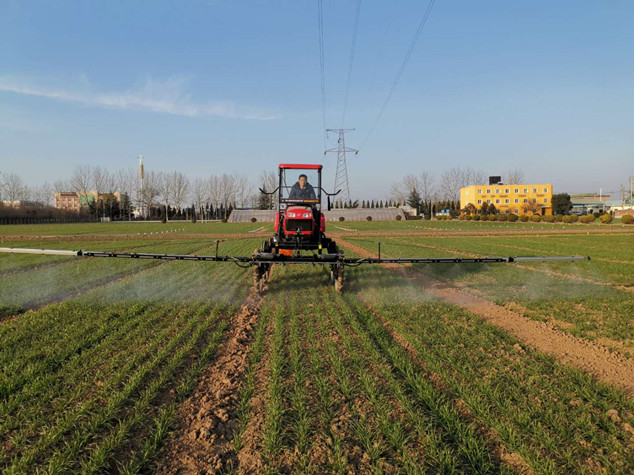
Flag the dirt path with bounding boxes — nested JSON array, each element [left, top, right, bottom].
[[336, 237, 634, 394], [156, 279, 267, 473]]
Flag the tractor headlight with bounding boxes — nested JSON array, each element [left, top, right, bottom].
[[303, 213, 311, 218], [287, 212, 295, 217]]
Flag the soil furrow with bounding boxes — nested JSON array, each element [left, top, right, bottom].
[[156, 278, 268, 473]]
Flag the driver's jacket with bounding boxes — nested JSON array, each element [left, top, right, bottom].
[[288, 182, 316, 200]]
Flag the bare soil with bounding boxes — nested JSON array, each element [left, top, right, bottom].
[[155, 282, 266, 473], [336, 237, 634, 394]]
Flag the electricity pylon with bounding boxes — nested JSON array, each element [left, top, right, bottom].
[[324, 128, 358, 203]]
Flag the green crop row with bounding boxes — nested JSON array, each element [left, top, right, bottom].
[[0, 239, 255, 472], [343, 235, 633, 352], [0, 221, 272, 237], [0, 237, 258, 318]]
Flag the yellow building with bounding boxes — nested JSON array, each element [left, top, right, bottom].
[[460, 184, 553, 215]]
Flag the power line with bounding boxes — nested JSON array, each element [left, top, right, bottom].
[[360, 0, 437, 149], [317, 0, 327, 150], [341, 0, 362, 128]]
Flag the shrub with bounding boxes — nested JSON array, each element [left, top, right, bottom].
[[621, 214, 634, 224], [488, 215, 497, 221], [570, 214, 579, 223], [458, 214, 466, 220], [562, 215, 573, 224], [424, 213, 431, 220], [251, 217, 257, 223], [600, 213, 613, 224], [530, 214, 541, 222], [542, 214, 555, 223], [579, 215, 593, 224], [472, 215, 480, 221], [507, 213, 518, 222], [366, 216, 372, 221], [555, 214, 564, 222], [519, 214, 529, 222], [222, 218, 228, 223], [465, 215, 472, 221], [593, 212, 600, 218], [395, 215, 402, 221], [498, 214, 508, 221], [339, 216, 345, 222]]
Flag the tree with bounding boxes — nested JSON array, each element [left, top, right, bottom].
[[505, 168, 524, 185], [551, 193, 572, 215], [257, 170, 276, 210], [406, 188, 421, 214], [440, 166, 486, 201], [463, 203, 477, 215], [169, 172, 190, 216], [191, 177, 210, 220], [439, 168, 462, 201], [115, 168, 137, 220], [1, 173, 29, 203], [69, 165, 93, 216], [522, 200, 541, 215], [139, 171, 160, 219]]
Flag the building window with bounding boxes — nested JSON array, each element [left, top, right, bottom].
[[523, 199, 528, 203], [514, 188, 519, 193], [514, 199, 519, 203], [496, 188, 500, 194], [486, 189, 491, 194], [533, 188, 537, 193], [533, 199, 537, 203], [477, 189, 482, 194], [524, 188, 528, 193], [544, 198, 548, 203], [505, 199, 509, 204], [495, 199, 500, 204], [477, 199, 482, 204], [505, 188, 509, 193], [487, 199, 491, 204]]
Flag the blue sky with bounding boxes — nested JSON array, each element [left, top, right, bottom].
[[1, 0, 633, 199]]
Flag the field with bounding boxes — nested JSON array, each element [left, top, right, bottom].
[[1, 221, 633, 473]]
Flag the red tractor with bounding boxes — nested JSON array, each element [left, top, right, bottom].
[[255, 164, 344, 291]]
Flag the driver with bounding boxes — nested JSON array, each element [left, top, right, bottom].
[[288, 174, 316, 200]]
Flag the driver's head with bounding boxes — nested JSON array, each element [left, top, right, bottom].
[[298, 174, 307, 188]]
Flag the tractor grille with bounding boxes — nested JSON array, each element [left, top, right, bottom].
[[285, 219, 313, 233]]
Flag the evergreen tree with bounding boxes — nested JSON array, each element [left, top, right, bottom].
[[552, 193, 573, 214], [406, 188, 422, 215]]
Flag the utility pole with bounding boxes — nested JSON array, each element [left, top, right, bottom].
[[630, 176, 633, 204], [138, 155, 145, 219], [324, 128, 358, 203]]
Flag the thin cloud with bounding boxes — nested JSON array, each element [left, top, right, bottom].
[[0, 75, 276, 120]]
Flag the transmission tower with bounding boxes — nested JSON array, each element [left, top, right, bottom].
[[324, 129, 358, 203]]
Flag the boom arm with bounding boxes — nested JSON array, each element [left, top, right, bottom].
[[0, 247, 590, 265]]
